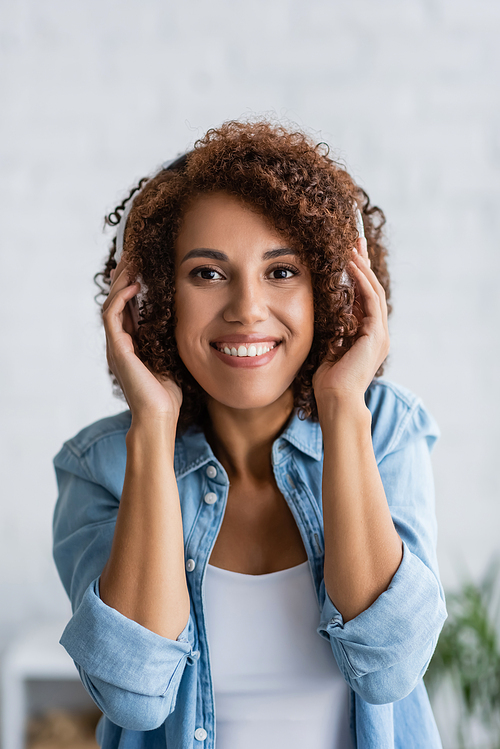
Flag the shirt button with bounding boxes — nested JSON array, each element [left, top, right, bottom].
[[186, 559, 196, 572], [194, 727, 207, 741], [206, 465, 217, 479], [204, 492, 217, 505]]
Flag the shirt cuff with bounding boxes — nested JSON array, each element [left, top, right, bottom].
[[317, 540, 447, 680], [60, 578, 198, 696]]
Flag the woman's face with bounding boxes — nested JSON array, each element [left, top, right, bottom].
[[174, 191, 315, 411]]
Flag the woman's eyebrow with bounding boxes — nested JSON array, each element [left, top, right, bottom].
[[180, 247, 297, 264], [262, 248, 298, 260], [180, 249, 227, 264]]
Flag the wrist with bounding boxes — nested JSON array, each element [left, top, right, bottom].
[[127, 414, 178, 456], [316, 392, 371, 434]]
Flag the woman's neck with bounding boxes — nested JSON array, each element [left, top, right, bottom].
[[205, 389, 294, 483]]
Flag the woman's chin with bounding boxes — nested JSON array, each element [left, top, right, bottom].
[[204, 384, 294, 414]]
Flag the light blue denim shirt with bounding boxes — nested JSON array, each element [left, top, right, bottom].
[[53, 378, 446, 749]]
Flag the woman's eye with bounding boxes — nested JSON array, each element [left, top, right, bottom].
[[270, 267, 297, 280], [194, 268, 224, 280]]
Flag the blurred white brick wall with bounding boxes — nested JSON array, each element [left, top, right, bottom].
[[1, 0, 499, 651]]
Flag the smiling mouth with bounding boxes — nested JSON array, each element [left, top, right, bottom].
[[210, 342, 281, 358]]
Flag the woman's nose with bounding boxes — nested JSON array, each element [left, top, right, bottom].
[[222, 279, 269, 325]]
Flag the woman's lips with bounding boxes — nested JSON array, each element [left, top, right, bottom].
[[210, 341, 281, 368]]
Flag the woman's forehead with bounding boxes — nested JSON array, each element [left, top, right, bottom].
[[174, 191, 297, 260]]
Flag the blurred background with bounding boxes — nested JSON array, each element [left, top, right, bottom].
[[1, 0, 499, 747]]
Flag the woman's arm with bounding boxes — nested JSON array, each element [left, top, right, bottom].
[[314, 241, 400, 622], [316, 394, 446, 704], [52, 259, 196, 729], [313, 245, 446, 703], [318, 395, 402, 622], [99, 419, 190, 640], [96, 259, 190, 640]]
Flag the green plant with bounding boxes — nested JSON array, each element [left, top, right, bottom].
[[425, 559, 500, 749]]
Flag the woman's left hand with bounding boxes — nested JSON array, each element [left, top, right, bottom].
[[312, 237, 390, 405]]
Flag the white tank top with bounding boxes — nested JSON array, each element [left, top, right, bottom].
[[204, 560, 352, 749]]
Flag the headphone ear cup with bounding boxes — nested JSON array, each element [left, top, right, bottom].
[[355, 207, 365, 239], [336, 205, 365, 345], [135, 276, 147, 309], [339, 205, 364, 309]]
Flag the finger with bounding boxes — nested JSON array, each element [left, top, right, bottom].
[[351, 250, 386, 313], [113, 255, 131, 280], [351, 267, 388, 334], [104, 270, 140, 312], [356, 236, 370, 267], [108, 256, 134, 296], [112, 260, 135, 289], [103, 281, 141, 330], [348, 260, 386, 322]]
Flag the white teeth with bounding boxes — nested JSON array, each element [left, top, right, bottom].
[[215, 342, 278, 357]]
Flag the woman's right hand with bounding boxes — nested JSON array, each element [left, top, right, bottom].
[[102, 258, 183, 421]]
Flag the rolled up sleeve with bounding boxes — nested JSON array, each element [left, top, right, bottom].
[[317, 388, 447, 704], [53, 438, 198, 731], [60, 578, 198, 730]]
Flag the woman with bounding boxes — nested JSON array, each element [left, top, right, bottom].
[[53, 120, 446, 748]]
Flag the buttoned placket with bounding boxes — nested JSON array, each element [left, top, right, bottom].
[[182, 441, 326, 749], [183, 457, 230, 749], [271, 441, 326, 607]]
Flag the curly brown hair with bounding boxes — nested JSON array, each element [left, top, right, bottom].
[[96, 119, 390, 430]]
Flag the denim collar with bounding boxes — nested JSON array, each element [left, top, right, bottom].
[[280, 411, 323, 461], [174, 411, 323, 480]]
